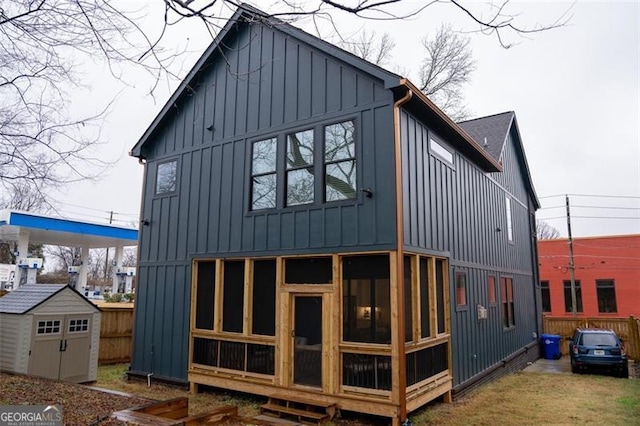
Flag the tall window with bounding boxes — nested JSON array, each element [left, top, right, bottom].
[[195, 261, 216, 330], [501, 277, 515, 328], [563, 280, 583, 313], [488, 275, 496, 305], [436, 259, 446, 334], [325, 121, 357, 201], [505, 197, 513, 242], [455, 272, 467, 307], [251, 138, 277, 210], [342, 255, 391, 344], [540, 281, 551, 313], [596, 280, 617, 313], [156, 159, 177, 195], [286, 129, 314, 206]]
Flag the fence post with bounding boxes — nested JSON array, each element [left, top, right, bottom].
[[628, 316, 640, 360]]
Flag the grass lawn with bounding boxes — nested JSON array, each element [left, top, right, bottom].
[[96, 365, 640, 425]]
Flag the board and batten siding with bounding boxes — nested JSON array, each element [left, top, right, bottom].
[[399, 109, 538, 386], [132, 21, 398, 381]]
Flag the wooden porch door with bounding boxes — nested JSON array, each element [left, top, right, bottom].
[[292, 296, 323, 387]]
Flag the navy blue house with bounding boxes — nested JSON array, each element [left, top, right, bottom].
[[129, 4, 541, 423]]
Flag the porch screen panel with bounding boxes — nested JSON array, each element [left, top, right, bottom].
[[435, 259, 446, 334], [285, 257, 332, 284], [222, 260, 245, 333], [252, 259, 276, 336], [195, 262, 215, 330], [404, 256, 413, 342], [342, 255, 391, 344], [419, 258, 431, 338]]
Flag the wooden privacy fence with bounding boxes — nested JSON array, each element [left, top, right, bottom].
[[98, 302, 134, 365], [543, 316, 640, 360]]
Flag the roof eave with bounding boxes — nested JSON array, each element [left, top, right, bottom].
[[398, 79, 503, 173]]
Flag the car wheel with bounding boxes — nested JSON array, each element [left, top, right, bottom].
[[571, 362, 579, 374], [618, 368, 628, 379]]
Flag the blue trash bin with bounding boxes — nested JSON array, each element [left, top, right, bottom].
[[540, 334, 562, 360]]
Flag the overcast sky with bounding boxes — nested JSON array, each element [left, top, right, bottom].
[[54, 0, 639, 239]]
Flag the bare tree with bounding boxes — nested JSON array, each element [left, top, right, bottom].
[[418, 24, 476, 121], [339, 30, 395, 66], [1, 0, 568, 195], [0, 184, 49, 264], [45, 246, 83, 273], [536, 220, 561, 240]]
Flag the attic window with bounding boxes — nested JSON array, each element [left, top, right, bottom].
[[429, 138, 453, 164], [156, 160, 178, 195]]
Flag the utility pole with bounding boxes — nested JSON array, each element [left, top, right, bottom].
[[104, 211, 113, 281], [565, 195, 578, 317]]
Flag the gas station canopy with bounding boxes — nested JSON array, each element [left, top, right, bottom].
[[0, 210, 138, 248]]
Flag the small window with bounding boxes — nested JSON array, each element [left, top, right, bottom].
[[563, 280, 583, 313], [324, 121, 356, 201], [430, 138, 453, 164], [505, 197, 513, 242], [455, 272, 467, 307], [286, 129, 314, 206], [37, 320, 61, 335], [501, 277, 515, 328], [68, 319, 89, 333], [156, 160, 178, 195], [540, 281, 551, 313], [487, 275, 496, 305], [251, 138, 278, 210], [596, 280, 617, 313]]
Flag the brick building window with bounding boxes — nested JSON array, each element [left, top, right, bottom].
[[540, 281, 551, 313], [596, 280, 617, 313], [563, 280, 583, 313]]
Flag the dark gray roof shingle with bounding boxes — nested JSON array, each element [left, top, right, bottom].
[[0, 284, 66, 314], [458, 111, 514, 161]]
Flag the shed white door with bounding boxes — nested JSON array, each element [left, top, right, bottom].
[[28, 316, 64, 379], [28, 314, 92, 383]]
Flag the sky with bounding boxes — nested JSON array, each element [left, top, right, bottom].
[[53, 0, 639, 239]]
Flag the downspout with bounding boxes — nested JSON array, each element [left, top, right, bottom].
[[393, 82, 412, 423]]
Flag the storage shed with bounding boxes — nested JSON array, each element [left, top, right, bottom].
[[0, 284, 101, 383]]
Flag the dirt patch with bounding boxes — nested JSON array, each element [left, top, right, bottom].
[[0, 372, 149, 425]]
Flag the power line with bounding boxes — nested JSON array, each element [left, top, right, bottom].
[[539, 194, 640, 200], [537, 216, 640, 220], [539, 205, 640, 211]]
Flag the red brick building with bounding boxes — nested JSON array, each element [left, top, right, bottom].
[[538, 235, 640, 317]]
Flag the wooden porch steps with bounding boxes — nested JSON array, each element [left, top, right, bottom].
[[260, 394, 337, 424]]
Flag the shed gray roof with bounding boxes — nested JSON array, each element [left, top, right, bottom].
[[0, 284, 97, 314], [457, 111, 515, 161]]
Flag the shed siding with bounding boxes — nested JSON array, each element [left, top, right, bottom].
[[88, 312, 101, 381], [0, 314, 19, 371], [132, 22, 397, 380], [30, 290, 98, 315], [399, 109, 538, 387]]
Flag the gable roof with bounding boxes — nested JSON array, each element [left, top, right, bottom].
[[129, 4, 502, 173], [458, 111, 514, 161], [0, 284, 100, 314], [459, 111, 540, 209], [130, 3, 401, 158]]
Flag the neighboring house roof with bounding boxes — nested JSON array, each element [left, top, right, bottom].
[[458, 111, 514, 161], [129, 3, 502, 173], [0, 284, 100, 314]]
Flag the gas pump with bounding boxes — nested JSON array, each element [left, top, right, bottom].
[[115, 267, 135, 293], [68, 265, 80, 290], [17, 258, 43, 287]]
